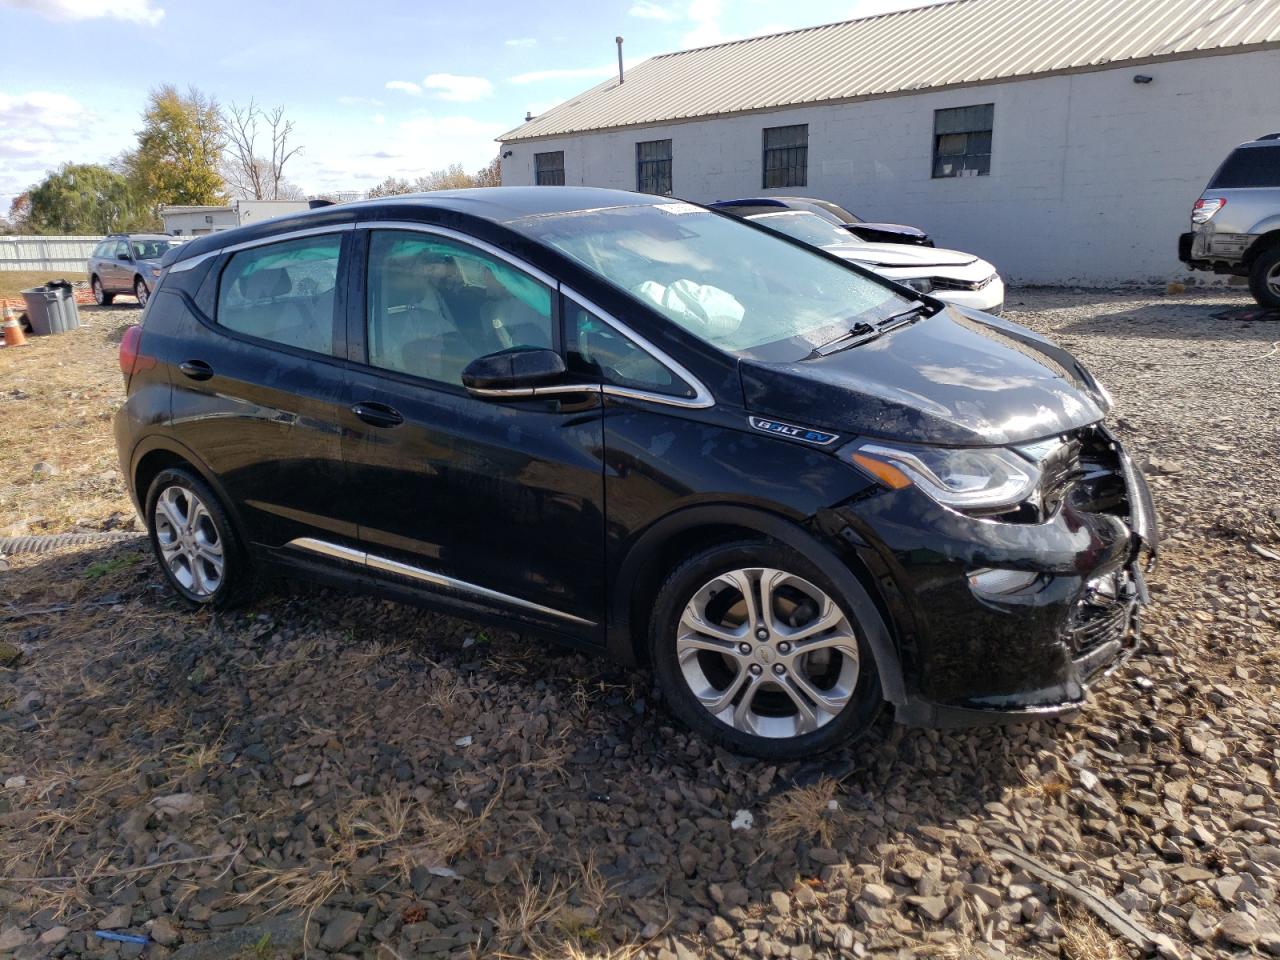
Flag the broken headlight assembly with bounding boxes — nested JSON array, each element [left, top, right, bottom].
[[849, 441, 1040, 513]]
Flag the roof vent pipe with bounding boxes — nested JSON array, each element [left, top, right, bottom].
[[616, 36, 624, 84]]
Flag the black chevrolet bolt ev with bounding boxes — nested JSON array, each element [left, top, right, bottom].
[[113, 187, 1157, 759]]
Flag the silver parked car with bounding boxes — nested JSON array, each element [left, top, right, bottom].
[[1179, 135, 1280, 307], [87, 234, 184, 308]]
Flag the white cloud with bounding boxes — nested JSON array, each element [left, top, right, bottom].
[[422, 73, 493, 103], [372, 114, 386, 126], [682, 0, 731, 48], [291, 112, 506, 196], [385, 80, 422, 96], [0, 91, 100, 215], [1, 0, 163, 25], [509, 65, 615, 85], [338, 95, 383, 107], [0, 91, 89, 131], [504, 37, 537, 47], [629, 0, 677, 20]]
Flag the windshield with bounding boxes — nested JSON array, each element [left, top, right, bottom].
[[747, 211, 861, 249], [130, 238, 181, 260], [512, 203, 907, 361]]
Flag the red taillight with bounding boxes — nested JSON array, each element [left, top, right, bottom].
[[118, 324, 155, 376], [1192, 198, 1226, 223]]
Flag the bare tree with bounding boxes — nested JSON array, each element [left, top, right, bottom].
[[473, 156, 501, 188], [222, 99, 303, 200]]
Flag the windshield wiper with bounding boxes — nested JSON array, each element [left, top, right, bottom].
[[875, 301, 935, 332], [805, 321, 881, 358]]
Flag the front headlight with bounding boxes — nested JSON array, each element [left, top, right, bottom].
[[150, 267, 162, 278], [850, 441, 1040, 511]]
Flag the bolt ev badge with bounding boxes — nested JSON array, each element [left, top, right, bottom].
[[749, 417, 840, 446]]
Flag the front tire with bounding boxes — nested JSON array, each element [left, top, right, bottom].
[[650, 540, 883, 759], [145, 468, 253, 609], [134, 277, 150, 309], [1248, 247, 1280, 309], [92, 276, 114, 306]]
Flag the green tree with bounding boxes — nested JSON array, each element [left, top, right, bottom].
[[24, 164, 156, 234], [125, 85, 226, 210]]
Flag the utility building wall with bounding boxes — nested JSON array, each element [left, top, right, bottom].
[[501, 50, 1280, 285]]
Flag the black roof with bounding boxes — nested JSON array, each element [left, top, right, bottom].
[[165, 187, 664, 268]]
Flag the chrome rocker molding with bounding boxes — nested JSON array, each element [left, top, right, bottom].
[[286, 537, 596, 627]]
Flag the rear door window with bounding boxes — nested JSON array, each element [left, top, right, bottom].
[[216, 234, 343, 355], [1209, 145, 1280, 188]]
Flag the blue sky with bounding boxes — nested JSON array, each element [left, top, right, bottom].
[[0, 0, 940, 212]]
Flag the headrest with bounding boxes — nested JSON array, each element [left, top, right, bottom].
[[238, 267, 292, 301]]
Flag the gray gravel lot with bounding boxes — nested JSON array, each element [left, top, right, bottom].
[[1, 287, 1278, 960]]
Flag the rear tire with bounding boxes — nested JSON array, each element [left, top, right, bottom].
[[145, 468, 254, 609], [92, 276, 113, 306], [649, 539, 883, 759], [1248, 248, 1280, 309]]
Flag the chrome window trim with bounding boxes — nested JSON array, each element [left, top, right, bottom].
[[287, 537, 596, 627], [467, 383, 603, 399], [561, 288, 715, 409], [354, 220, 559, 289], [168, 223, 356, 273]]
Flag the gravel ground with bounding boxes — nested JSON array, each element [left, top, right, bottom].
[[1, 287, 1278, 960]]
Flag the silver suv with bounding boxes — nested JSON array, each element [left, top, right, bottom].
[[87, 234, 184, 308], [1180, 135, 1280, 307]]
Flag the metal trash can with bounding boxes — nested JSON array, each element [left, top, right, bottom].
[[20, 282, 81, 336]]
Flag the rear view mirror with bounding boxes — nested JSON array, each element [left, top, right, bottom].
[[462, 348, 566, 397]]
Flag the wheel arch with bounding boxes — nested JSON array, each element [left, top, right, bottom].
[[609, 504, 907, 706], [130, 437, 249, 546], [1243, 228, 1280, 267]]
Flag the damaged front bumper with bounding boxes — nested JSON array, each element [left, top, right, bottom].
[[834, 425, 1158, 728]]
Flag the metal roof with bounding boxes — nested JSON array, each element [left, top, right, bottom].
[[500, 0, 1280, 142]]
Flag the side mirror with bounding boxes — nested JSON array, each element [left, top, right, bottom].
[[117, 253, 131, 261], [462, 347, 566, 397]]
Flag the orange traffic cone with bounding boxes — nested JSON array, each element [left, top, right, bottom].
[[3, 303, 28, 347]]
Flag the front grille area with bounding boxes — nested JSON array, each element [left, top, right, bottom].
[[931, 273, 999, 292], [1067, 569, 1138, 659]]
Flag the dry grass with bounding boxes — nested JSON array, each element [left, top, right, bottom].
[[764, 776, 850, 847], [0, 303, 138, 535], [1059, 908, 1128, 960], [0, 271, 88, 302]]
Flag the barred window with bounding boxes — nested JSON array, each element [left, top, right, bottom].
[[535, 151, 565, 186], [636, 139, 673, 196], [762, 124, 807, 189], [933, 104, 993, 178]]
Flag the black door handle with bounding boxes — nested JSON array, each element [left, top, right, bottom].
[[351, 401, 403, 428], [179, 360, 214, 381]]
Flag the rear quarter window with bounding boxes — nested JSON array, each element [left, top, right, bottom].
[[1209, 145, 1280, 188]]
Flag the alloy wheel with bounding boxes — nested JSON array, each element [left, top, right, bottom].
[[135, 279, 149, 308], [153, 485, 224, 598], [92, 277, 105, 305], [1267, 261, 1280, 300], [676, 567, 860, 738]]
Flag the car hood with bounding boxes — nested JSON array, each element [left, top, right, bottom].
[[739, 306, 1107, 446], [825, 242, 977, 268]]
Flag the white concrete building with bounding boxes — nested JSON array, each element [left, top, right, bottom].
[[498, 0, 1280, 285], [161, 199, 310, 236]]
